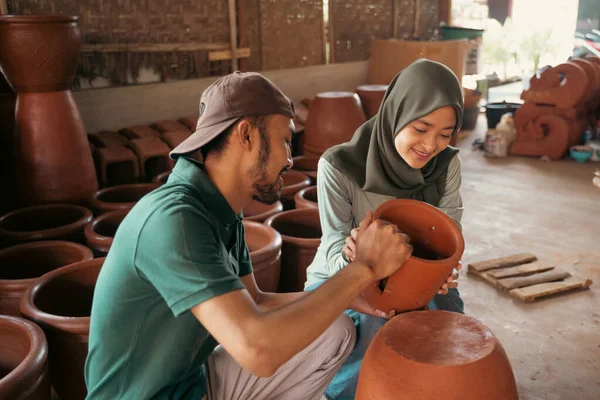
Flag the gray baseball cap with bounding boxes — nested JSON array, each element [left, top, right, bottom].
[[170, 71, 295, 159]]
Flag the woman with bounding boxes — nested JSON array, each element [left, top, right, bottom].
[[304, 59, 465, 399]]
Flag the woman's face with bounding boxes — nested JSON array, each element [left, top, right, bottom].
[[394, 106, 457, 169]]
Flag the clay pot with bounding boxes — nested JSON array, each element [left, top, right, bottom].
[[294, 186, 318, 210], [152, 170, 172, 184], [93, 146, 140, 188], [88, 183, 161, 214], [264, 208, 321, 292], [0, 315, 50, 400], [20, 258, 104, 400], [0, 241, 93, 316], [0, 204, 93, 247], [242, 200, 283, 222], [0, 16, 98, 207], [178, 114, 199, 131], [356, 310, 518, 400], [84, 209, 129, 256], [0, 73, 16, 214], [127, 137, 174, 182], [361, 199, 464, 314], [291, 155, 319, 185], [280, 170, 311, 210], [304, 92, 367, 157], [87, 131, 128, 148], [243, 220, 282, 292], [356, 85, 388, 119], [150, 120, 190, 133]]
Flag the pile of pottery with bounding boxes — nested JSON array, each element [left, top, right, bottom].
[[510, 56, 600, 160]]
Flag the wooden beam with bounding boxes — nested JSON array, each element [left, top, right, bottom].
[[0, 0, 8, 15], [393, 0, 399, 39], [208, 48, 251, 62], [438, 0, 452, 25], [228, 0, 239, 71], [237, 0, 248, 71], [81, 42, 231, 53]]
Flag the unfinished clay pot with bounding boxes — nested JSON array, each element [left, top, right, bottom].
[[84, 209, 129, 257], [280, 170, 311, 210], [20, 258, 104, 400], [150, 120, 190, 133], [291, 155, 319, 185], [356, 84, 388, 119], [128, 137, 174, 182], [0, 315, 50, 400], [356, 310, 518, 400], [243, 220, 282, 292], [88, 183, 161, 214], [93, 146, 140, 188], [264, 208, 321, 292], [0, 241, 93, 316], [304, 92, 367, 157], [0, 204, 93, 247], [242, 200, 283, 222], [294, 186, 318, 210], [522, 61, 588, 110], [361, 199, 464, 314], [152, 170, 172, 184]]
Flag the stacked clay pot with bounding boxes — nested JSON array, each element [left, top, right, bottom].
[[88, 183, 161, 214], [356, 310, 518, 400], [243, 221, 282, 292], [243, 200, 283, 223], [84, 209, 130, 257], [280, 170, 311, 210], [294, 186, 318, 210], [20, 258, 105, 400]]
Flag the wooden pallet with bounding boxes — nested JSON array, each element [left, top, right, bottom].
[[467, 253, 592, 303]]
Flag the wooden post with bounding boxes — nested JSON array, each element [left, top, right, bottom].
[[438, 0, 452, 26], [228, 0, 239, 72], [237, 0, 248, 71], [413, 0, 421, 39], [393, 0, 398, 39], [0, 0, 9, 15], [328, 0, 335, 64]]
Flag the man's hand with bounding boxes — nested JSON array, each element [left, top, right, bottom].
[[438, 261, 462, 295]]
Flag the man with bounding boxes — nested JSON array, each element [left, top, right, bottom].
[[84, 71, 413, 400]]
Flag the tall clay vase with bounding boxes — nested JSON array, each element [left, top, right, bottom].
[[88, 183, 162, 214], [0, 315, 50, 400], [294, 186, 318, 210], [20, 258, 105, 400], [84, 209, 129, 257], [291, 155, 320, 185], [0, 204, 93, 248], [361, 199, 464, 314], [280, 170, 311, 210], [243, 220, 282, 292], [242, 200, 283, 223], [264, 208, 321, 292], [0, 241, 93, 316], [304, 92, 367, 157], [355, 310, 518, 400], [0, 16, 98, 206], [356, 84, 388, 119]]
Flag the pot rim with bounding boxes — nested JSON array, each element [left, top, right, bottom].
[[242, 220, 282, 265], [0, 203, 93, 242], [89, 182, 162, 212], [243, 200, 283, 222], [84, 209, 130, 253], [356, 84, 389, 92], [294, 186, 318, 209], [0, 240, 94, 290], [264, 208, 321, 246], [0, 15, 79, 24], [281, 170, 311, 197], [19, 258, 105, 335], [317, 91, 359, 99], [0, 315, 48, 394]]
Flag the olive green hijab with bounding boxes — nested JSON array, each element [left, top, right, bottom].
[[322, 59, 464, 206]]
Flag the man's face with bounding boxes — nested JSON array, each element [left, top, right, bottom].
[[248, 115, 294, 204]]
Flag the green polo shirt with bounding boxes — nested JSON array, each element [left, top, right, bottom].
[[84, 157, 252, 400]]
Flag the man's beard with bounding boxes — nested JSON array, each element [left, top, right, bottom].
[[249, 134, 286, 205]]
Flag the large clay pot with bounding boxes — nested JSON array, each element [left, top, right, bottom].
[[0, 204, 93, 247], [361, 199, 464, 314], [243, 220, 282, 292], [356, 84, 388, 119], [280, 170, 311, 210], [0, 16, 98, 206], [20, 258, 104, 400], [264, 208, 321, 292], [356, 310, 518, 400], [291, 155, 319, 185], [84, 209, 129, 257], [88, 183, 161, 214], [304, 92, 367, 157], [242, 200, 283, 222], [0, 241, 93, 316], [294, 186, 318, 210], [0, 315, 50, 400]]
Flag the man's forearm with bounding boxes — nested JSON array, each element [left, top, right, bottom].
[[256, 291, 309, 313]]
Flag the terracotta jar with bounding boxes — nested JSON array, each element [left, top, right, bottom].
[[243, 220, 282, 292], [356, 310, 518, 400], [0, 315, 50, 400], [127, 137, 174, 182], [0, 16, 98, 206], [291, 155, 319, 185], [0, 204, 93, 247], [294, 186, 318, 210], [361, 199, 464, 314], [356, 84, 388, 119], [0, 241, 93, 316], [20, 258, 104, 400], [88, 183, 161, 214], [152, 170, 172, 184], [264, 208, 321, 292], [304, 92, 367, 157], [93, 146, 140, 188], [84, 209, 129, 257], [280, 170, 311, 210], [242, 199, 283, 222]]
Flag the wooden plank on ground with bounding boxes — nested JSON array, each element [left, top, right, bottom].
[[82, 42, 230, 53], [208, 48, 251, 62], [497, 269, 571, 290], [510, 277, 593, 303], [488, 261, 555, 279], [467, 267, 501, 288], [468, 253, 537, 272]]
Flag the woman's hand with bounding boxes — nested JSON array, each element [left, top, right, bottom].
[[438, 261, 462, 295], [342, 227, 359, 262]]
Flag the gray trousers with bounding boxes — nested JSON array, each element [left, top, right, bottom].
[[205, 314, 356, 400]]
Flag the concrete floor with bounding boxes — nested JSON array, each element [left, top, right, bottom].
[[455, 116, 600, 400]]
